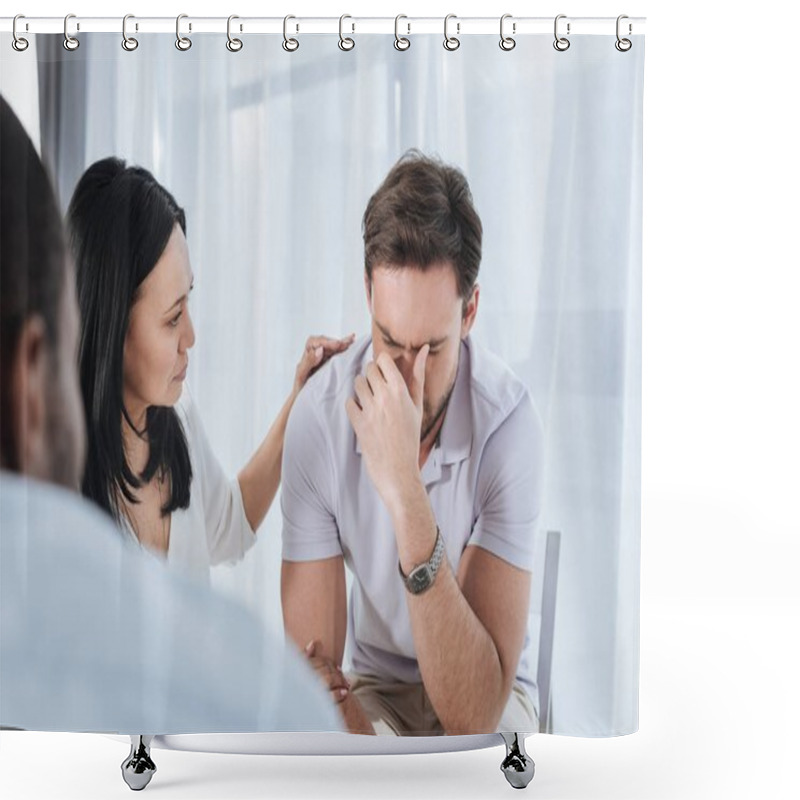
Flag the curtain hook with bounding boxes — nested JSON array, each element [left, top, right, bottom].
[[283, 15, 299, 52], [615, 14, 632, 51], [499, 14, 516, 51], [122, 14, 138, 51], [443, 13, 460, 51], [63, 14, 80, 51], [338, 14, 355, 51], [175, 13, 192, 51], [554, 14, 570, 51], [12, 15, 29, 52], [394, 14, 410, 51], [226, 15, 243, 52]]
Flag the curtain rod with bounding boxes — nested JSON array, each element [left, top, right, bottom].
[[1, 16, 646, 37]]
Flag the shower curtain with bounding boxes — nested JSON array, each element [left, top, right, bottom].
[[1, 21, 643, 738]]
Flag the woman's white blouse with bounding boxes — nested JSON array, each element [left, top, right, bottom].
[[122, 386, 256, 583]]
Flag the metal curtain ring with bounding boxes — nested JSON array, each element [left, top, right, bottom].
[[175, 14, 192, 51], [499, 14, 515, 51], [12, 15, 29, 52], [615, 14, 632, 51], [394, 14, 410, 51], [338, 14, 354, 51], [443, 13, 460, 51], [553, 14, 570, 51], [283, 15, 299, 52], [226, 15, 243, 52], [63, 14, 80, 51], [122, 14, 138, 51]]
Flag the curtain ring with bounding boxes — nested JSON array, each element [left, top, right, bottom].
[[499, 14, 515, 51], [283, 15, 299, 52], [553, 14, 570, 51], [12, 15, 29, 52], [175, 14, 192, 51], [443, 14, 460, 51], [615, 15, 632, 52], [63, 14, 80, 51], [394, 15, 410, 51], [226, 15, 243, 52], [122, 14, 138, 51], [338, 14, 355, 51]]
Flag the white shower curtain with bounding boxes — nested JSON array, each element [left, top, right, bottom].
[[13, 28, 643, 737]]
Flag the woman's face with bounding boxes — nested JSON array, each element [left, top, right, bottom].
[[123, 224, 195, 419]]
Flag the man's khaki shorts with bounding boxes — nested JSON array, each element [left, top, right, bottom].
[[346, 672, 538, 736]]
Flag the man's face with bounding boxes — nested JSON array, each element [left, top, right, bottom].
[[368, 262, 478, 442], [44, 265, 87, 488]]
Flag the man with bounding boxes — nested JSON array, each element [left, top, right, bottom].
[[0, 94, 341, 739], [281, 152, 544, 735]]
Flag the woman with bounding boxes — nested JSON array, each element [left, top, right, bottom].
[[67, 157, 352, 582]]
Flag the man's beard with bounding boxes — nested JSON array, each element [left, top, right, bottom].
[[419, 359, 458, 444]]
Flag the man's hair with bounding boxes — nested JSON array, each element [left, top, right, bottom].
[[67, 158, 192, 524], [362, 150, 482, 305], [0, 96, 66, 471]]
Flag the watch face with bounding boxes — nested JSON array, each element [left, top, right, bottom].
[[409, 565, 432, 594]]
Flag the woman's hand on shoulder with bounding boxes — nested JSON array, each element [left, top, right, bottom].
[[293, 333, 355, 396]]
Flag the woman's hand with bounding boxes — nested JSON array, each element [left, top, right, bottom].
[[304, 639, 350, 705], [293, 334, 356, 396]]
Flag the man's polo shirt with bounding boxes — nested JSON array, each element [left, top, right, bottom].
[[281, 334, 544, 704]]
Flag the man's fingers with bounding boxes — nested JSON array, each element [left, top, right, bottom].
[[375, 351, 403, 391], [353, 374, 373, 409], [345, 396, 362, 432], [365, 361, 386, 396]]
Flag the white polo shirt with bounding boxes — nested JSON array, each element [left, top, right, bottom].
[[281, 335, 544, 702]]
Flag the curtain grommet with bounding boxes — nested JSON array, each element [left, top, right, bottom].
[[443, 13, 460, 51], [282, 15, 299, 52], [175, 14, 192, 51], [121, 14, 138, 51], [554, 15, 571, 52], [394, 15, 410, 51], [12, 15, 29, 52], [226, 15, 243, 52], [615, 15, 632, 51], [499, 14, 516, 51]]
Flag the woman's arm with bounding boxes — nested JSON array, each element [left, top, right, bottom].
[[237, 334, 354, 532]]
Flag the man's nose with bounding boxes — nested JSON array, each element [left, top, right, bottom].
[[394, 352, 415, 388]]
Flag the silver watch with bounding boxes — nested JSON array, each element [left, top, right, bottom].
[[399, 527, 445, 595]]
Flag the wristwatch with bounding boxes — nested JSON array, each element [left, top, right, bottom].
[[398, 527, 445, 595]]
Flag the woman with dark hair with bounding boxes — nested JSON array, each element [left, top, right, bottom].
[[67, 157, 352, 581]]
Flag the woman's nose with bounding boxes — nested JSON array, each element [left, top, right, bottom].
[[181, 308, 196, 352]]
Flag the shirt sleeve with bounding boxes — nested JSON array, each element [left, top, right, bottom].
[[468, 392, 545, 572], [280, 384, 342, 562], [181, 389, 256, 566]]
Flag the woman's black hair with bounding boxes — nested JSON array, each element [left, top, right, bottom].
[[67, 157, 192, 525]]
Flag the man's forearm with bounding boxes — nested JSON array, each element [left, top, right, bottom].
[[390, 483, 510, 734]]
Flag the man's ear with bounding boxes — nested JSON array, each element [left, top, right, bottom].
[[10, 315, 49, 477], [461, 284, 480, 338]]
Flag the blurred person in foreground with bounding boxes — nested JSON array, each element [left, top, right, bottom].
[[0, 94, 342, 743]]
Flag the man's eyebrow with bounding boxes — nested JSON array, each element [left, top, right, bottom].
[[375, 319, 448, 349]]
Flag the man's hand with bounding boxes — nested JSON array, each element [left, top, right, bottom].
[[304, 639, 350, 705], [345, 346, 429, 515]]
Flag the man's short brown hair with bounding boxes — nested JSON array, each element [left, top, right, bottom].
[[362, 151, 482, 305]]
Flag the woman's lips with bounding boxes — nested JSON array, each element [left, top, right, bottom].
[[174, 364, 188, 381]]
